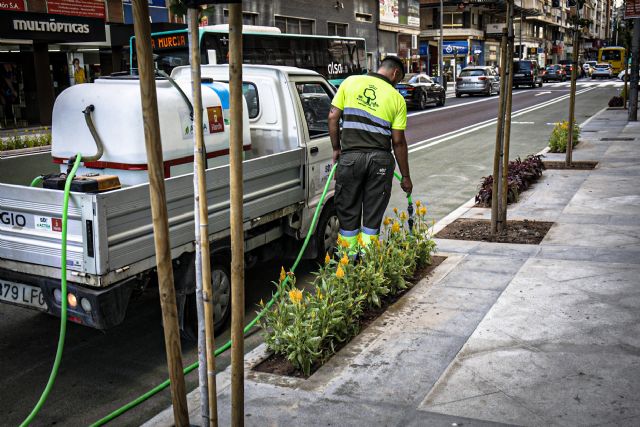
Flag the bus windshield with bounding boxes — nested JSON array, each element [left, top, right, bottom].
[[601, 50, 622, 61]]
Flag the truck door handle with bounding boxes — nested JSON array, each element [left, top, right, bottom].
[[310, 147, 319, 155]]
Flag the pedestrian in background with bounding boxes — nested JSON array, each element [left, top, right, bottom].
[[328, 56, 413, 256]]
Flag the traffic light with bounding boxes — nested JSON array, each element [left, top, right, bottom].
[[552, 0, 560, 7]]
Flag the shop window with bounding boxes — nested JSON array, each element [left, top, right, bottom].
[[328, 22, 348, 37], [275, 15, 315, 35]]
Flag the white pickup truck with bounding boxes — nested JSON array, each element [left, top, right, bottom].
[[0, 65, 338, 332]]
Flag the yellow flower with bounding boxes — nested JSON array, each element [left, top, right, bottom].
[[336, 265, 345, 279], [393, 207, 398, 214], [324, 252, 331, 265], [288, 288, 303, 304], [357, 235, 365, 247], [340, 253, 349, 266], [416, 200, 421, 207], [259, 299, 264, 306], [383, 217, 391, 226], [340, 238, 350, 249], [279, 266, 286, 282], [419, 206, 427, 216], [391, 221, 400, 233], [400, 211, 407, 222], [318, 291, 323, 300]]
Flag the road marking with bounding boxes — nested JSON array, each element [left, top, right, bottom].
[[511, 121, 535, 124], [407, 92, 526, 117], [535, 91, 552, 96], [408, 87, 596, 154]]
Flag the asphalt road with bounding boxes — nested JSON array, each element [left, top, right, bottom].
[[0, 79, 622, 426]]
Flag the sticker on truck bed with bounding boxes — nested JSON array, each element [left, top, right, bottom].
[[0, 209, 81, 235], [34, 216, 63, 232]]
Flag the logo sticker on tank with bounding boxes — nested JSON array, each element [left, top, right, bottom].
[[207, 106, 225, 133]]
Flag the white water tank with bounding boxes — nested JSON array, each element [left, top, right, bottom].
[[51, 77, 251, 186]]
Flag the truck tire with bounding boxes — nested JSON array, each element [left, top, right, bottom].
[[315, 201, 339, 261], [182, 256, 232, 340]]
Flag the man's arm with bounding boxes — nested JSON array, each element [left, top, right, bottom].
[[328, 106, 343, 163], [391, 129, 413, 194]]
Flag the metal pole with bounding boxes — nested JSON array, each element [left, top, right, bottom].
[[566, 10, 579, 166], [629, 19, 640, 121], [491, 25, 509, 235], [131, 1, 189, 425], [500, 0, 515, 230], [229, 4, 245, 426], [439, 0, 444, 89], [519, 9, 523, 60], [624, 50, 629, 108], [188, 7, 218, 427]]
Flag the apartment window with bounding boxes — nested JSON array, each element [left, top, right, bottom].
[[355, 12, 373, 23], [274, 15, 314, 34], [223, 9, 258, 25], [443, 12, 463, 28], [472, 13, 476, 26], [328, 22, 348, 37]]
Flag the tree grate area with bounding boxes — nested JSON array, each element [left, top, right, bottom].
[[543, 160, 598, 170], [435, 219, 553, 245]]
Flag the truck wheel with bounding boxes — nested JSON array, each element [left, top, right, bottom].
[[315, 201, 339, 261], [182, 257, 232, 341]]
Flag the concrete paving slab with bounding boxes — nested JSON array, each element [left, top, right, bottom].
[[543, 223, 640, 250]]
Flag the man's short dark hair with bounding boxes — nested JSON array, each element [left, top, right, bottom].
[[380, 56, 405, 79]]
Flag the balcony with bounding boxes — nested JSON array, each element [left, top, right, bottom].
[[420, 28, 485, 38]]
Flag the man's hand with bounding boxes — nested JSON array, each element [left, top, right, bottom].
[[401, 176, 413, 195], [332, 148, 341, 164]]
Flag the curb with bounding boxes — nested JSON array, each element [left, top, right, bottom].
[[0, 145, 51, 159]]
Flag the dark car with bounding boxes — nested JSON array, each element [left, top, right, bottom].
[[455, 66, 500, 97], [542, 64, 567, 82], [512, 60, 543, 88], [396, 73, 446, 109]]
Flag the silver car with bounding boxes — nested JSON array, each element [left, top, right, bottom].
[[455, 66, 500, 97], [591, 63, 613, 79]]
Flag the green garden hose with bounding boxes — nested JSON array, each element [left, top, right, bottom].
[[21, 154, 82, 427], [30, 175, 43, 187]]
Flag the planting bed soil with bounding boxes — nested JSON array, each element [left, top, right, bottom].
[[435, 219, 553, 244], [543, 160, 598, 170], [254, 255, 447, 378]]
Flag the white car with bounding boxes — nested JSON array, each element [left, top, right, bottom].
[[583, 60, 597, 76], [591, 63, 613, 79], [618, 69, 640, 81]]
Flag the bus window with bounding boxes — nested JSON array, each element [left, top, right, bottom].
[[601, 50, 621, 61]]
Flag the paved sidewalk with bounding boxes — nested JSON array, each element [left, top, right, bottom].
[[146, 107, 640, 426]]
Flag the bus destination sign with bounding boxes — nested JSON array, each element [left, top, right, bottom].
[[151, 34, 187, 50]]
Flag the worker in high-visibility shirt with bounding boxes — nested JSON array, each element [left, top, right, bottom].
[[328, 56, 413, 255]]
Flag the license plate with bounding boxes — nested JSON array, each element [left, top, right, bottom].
[[515, 73, 525, 77], [0, 279, 48, 310]]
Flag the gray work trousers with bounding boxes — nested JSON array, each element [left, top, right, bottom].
[[335, 150, 395, 236]]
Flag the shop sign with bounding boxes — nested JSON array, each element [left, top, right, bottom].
[[0, 11, 106, 42], [47, 0, 105, 20], [407, 0, 420, 27], [0, 0, 25, 11], [380, 0, 399, 24], [625, 0, 640, 19], [442, 41, 468, 56]]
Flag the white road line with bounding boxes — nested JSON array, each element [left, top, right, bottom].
[[512, 121, 535, 124], [407, 92, 525, 117], [535, 91, 552, 96], [408, 87, 596, 154]]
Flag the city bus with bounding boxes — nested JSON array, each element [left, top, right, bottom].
[[130, 25, 367, 86], [598, 46, 626, 74]]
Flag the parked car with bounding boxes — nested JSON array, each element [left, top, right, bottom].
[[562, 63, 575, 77], [455, 66, 500, 97], [512, 60, 543, 88], [395, 73, 446, 109], [542, 64, 566, 82], [617, 69, 640, 81], [591, 63, 613, 79]]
